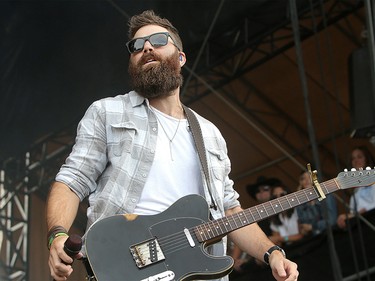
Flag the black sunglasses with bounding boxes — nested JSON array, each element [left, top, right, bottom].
[[126, 32, 179, 54]]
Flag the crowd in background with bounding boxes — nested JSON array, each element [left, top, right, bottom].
[[229, 145, 375, 276]]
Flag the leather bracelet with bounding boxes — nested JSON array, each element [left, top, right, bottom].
[[47, 225, 68, 250], [264, 245, 286, 265], [48, 232, 68, 250]]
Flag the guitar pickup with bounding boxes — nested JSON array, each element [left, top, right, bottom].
[[130, 238, 165, 268]]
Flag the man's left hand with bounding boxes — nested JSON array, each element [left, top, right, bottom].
[[269, 251, 299, 281]]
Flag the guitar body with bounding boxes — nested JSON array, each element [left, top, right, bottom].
[[85, 195, 234, 281]]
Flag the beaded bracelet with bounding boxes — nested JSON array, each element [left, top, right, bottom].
[[47, 225, 68, 250]]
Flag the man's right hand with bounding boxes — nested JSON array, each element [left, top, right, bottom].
[[48, 235, 82, 280]]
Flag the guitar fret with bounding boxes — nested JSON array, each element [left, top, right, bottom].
[[197, 225, 207, 241], [236, 212, 249, 226], [267, 202, 275, 212], [205, 224, 214, 239], [271, 198, 283, 213], [262, 204, 270, 216], [305, 188, 317, 201], [244, 208, 256, 224], [228, 215, 238, 230], [301, 189, 309, 202], [242, 211, 252, 225], [256, 205, 267, 219], [222, 217, 230, 232], [254, 206, 261, 220], [221, 218, 228, 232], [233, 214, 239, 228], [196, 224, 208, 241], [206, 222, 215, 238], [252, 206, 262, 221], [221, 217, 232, 232], [286, 196, 295, 209], [321, 182, 329, 195], [217, 220, 226, 235], [211, 221, 222, 236]]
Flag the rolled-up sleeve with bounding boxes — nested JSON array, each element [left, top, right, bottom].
[[56, 101, 108, 201]]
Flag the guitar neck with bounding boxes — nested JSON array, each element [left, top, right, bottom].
[[194, 178, 340, 242]]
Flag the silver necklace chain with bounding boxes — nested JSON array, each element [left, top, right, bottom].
[[150, 106, 182, 161]]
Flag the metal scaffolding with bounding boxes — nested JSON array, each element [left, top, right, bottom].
[[0, 155, 29, 281], [182, 0, 364, 104], [0, 130, 75, 280], [0, 0, 369, 280]]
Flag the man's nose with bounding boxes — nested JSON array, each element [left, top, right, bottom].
[[143, 40, 154, 52]]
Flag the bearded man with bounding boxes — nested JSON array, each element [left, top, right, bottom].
[[46, 10, 298, 281]]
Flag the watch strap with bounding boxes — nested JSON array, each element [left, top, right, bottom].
[[264, 245, 286, 264]]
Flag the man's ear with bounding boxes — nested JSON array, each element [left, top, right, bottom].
[[179, 52, 186, 66]]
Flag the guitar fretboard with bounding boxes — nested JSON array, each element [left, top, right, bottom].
[[193, 178, 339, 242]]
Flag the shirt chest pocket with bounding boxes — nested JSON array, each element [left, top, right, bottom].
[[109, 122, 137, 156], [207, 148, 227, 182]]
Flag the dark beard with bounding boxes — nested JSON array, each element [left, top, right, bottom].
[[128, 51, 183, 99]]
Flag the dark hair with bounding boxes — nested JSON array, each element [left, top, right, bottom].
[[270, 185, 294, 225], [246, 176, 281, 200], [350, 146, 375, 168], [128, 10, 183, 51]]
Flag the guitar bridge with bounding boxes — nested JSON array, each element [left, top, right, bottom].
[[130, 238, 165, 268]]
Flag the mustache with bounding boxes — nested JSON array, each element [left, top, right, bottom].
[[139, 53, 161, 66]]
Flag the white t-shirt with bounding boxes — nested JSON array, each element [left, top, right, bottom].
[[350, 184, 375, 213], [134, 106, 203, 215], [270, 210, 299, 237]]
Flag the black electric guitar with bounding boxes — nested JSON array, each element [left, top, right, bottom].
[[85, 169, 375, 281]]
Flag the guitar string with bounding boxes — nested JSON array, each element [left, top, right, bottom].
[[132, 174, 367, 258], [162, 176, 367, 252], [152, 190, 317, 254], [140, 177, 354, 255], [137, 239, 189, 256], [159, 189, 316, 243], [136, 231, 189, 256]]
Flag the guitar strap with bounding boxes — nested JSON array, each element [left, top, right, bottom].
[[182, 105, 218, 211]]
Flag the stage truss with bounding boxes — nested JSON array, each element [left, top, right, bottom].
[[0, 0, 370, 280]]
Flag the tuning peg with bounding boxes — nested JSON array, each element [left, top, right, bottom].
[[359, 167, 363, 171], [344, 168, 348, 172], [351, 168, 356, 171], [366, 167, 371, 170]]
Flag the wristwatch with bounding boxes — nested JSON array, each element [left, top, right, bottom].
[[264, 245, 286, 265]]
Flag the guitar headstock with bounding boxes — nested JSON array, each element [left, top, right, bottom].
[[336, 167, 375, 190]]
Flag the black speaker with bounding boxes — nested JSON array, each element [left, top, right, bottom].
[[348, 46, 375, 138]]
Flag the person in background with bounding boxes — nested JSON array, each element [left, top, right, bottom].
[[269, 184, 306, 245], [296, 171, 337, 236], [229, 176, 281, 272], [336, 146, 375, 229], [246, 176, 282, 236], [45, 10, 298, 281]]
